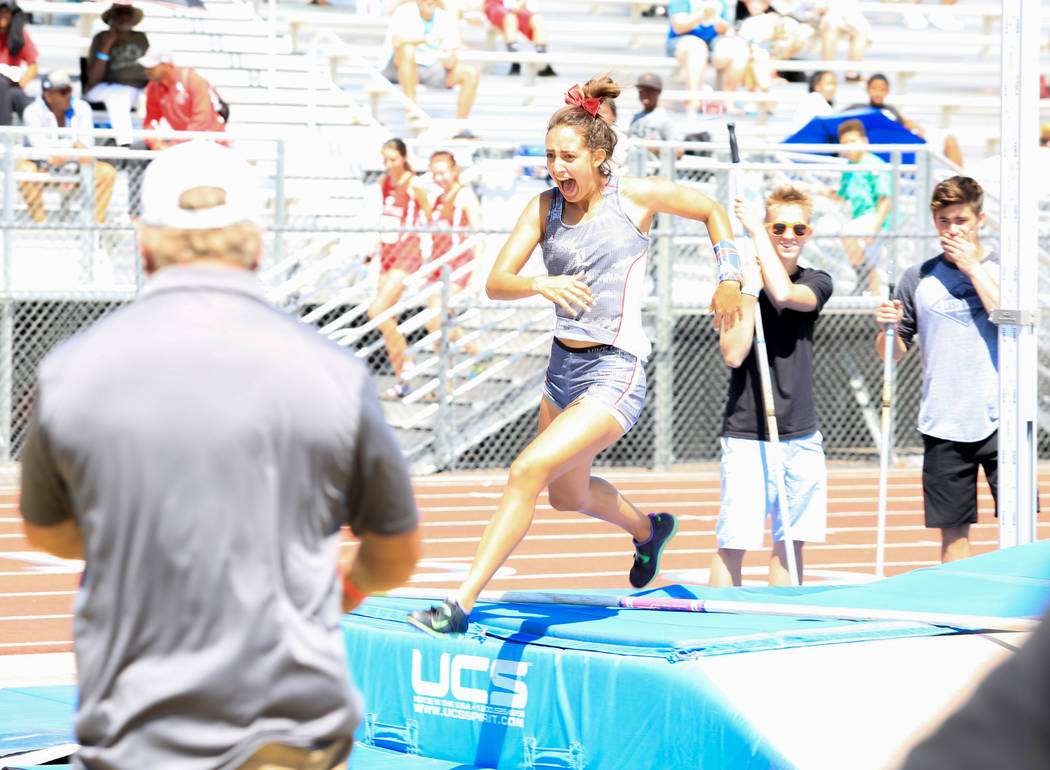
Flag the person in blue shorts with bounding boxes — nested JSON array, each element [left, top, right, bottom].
[[710, 185, 833, 586], [667, 0, 748, 118], [407, 75, 745, 635], [875, 176, 999, 563]]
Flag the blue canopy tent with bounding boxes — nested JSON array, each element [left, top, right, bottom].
[[783, 107, 925, 164]]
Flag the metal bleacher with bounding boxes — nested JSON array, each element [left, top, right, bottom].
[[20, 0, 1050, 472]]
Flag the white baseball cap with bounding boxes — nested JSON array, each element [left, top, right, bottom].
[[136, 48, 173, 69], [139, 141, 263, 230]]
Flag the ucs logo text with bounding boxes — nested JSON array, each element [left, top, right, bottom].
[[411, 649, 530, 709]]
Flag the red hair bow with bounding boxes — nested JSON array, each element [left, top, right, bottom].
[[565, 84, 601, 118]]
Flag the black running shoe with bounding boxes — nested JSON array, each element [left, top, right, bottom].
[[508, 62, 521, 76], [537, 64, 557, 77], [629, 512, 678, 588], [407, 600, 469, 637]]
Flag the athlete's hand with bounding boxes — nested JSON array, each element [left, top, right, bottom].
[[732, 196, 763, 237], [537, 272, 594, 315], [710, 280, 743, 330], [875, 298, 903, 331], [740, 257, 763, 297]]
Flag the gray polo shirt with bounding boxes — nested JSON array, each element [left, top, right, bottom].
[[20, 265, 419, 769]]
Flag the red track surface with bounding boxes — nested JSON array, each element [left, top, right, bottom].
[[2, 462, 1048, 655]]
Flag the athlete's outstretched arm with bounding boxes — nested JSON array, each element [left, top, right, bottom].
[[486, 192, 594, 316], [623, 175, 742, 330]]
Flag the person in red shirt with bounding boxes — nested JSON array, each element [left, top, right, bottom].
[[137, 49, 225, 150], [369, 138, 431, 398], [0, 0, 38, 125]]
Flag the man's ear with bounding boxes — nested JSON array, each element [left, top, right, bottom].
[[249, 230, 263, 271], [136, 228, 155, 275]]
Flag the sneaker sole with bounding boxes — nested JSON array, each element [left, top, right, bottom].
[[633, 514, 679, 589], [405, 613, 465, 638]]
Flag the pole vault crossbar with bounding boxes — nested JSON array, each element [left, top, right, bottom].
[[379, 588, 1037, 633]]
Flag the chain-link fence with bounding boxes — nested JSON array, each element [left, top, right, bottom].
[[1, 129, 1047, 473]]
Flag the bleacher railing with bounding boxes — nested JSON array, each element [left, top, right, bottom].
[[0, 128, 1046, 472]]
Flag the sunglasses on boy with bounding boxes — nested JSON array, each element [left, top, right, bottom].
[[768, 221, 810, 237]]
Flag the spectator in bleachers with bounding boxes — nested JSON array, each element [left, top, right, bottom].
[[0, 0, 37, 126], [84, 3, 149, 149], [731, 0, 814, 98], [381, 0, 480, 139], [424, 150, 486, 369], [789, 68, 835, 132], [483, 1, 556, 77], [846, 73, 964, 168], [902, 0, 963, 32], [17, 71, 117, 223], [666, 0, 749, 119], [773, 0, 867, 81], [628, 72, 682, 154], [369, 137, 432, 399], [138, 50, 226, 150], [826, 117, 891, 295]]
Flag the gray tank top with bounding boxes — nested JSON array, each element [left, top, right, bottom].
[[542, 175, 652, 361]]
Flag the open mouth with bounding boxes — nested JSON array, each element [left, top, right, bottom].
[[557, 178, 578, 197]]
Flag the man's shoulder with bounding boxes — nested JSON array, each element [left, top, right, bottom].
[[797, 265, 832, 283], [898, 256, 941, 289], [795, 265, 834, 303], [23, 98, 46, 119]]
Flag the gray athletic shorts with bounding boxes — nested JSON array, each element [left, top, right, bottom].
[[382, 57, 450, 89], [542, 338, 646, 432]]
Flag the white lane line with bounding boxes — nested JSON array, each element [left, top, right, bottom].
[[0, 614, 72, 620], [412, 487, 929, 503], [413, 513, 952, 529], [0, 641, 73, 649], [0, 590, 77, 598]]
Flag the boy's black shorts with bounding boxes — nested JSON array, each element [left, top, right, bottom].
[[921, 431, 998, 529]]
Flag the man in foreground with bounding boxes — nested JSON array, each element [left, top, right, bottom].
[[19, 141, 421, 768]]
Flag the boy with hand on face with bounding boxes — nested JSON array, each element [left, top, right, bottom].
[[874, 176, 999, 564]]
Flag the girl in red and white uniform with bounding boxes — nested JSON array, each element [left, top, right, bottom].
[[425, 151, 485, 363], [369, 138, 431, 395]]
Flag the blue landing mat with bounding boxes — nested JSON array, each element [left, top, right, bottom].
[[0, 685, 76, 757], [357, 539, 1050, 660], [341, 541, 1050, 769], [4, 542, 1048, 769]]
